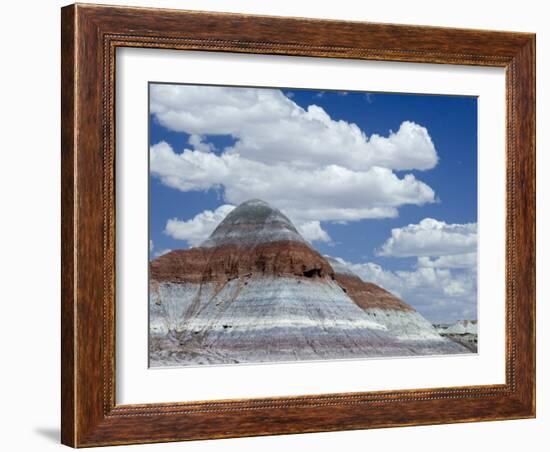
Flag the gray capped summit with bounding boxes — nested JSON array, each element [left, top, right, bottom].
[[201, 199, 307, 248]]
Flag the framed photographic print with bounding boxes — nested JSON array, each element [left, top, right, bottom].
[[61, 3, 536, 447]]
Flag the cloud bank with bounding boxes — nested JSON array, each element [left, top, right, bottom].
[[334, 218, 478, 323], [150, 84, 438, 171], [165, 205, 236, 247], [377, 218, 477, 257], [150, 84, 440, 229], [151, 141, 435, 225], [342, 259, 477, 323]]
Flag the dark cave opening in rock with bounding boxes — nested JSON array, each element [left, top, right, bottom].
[[302, 268, 322, 278]]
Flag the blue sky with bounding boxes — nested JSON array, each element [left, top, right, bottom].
[[148, 83, 477, 323]]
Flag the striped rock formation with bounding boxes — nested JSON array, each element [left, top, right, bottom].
[[326, 257, 447, 342], [444, 319, 478, 335], [149, 199, 467, 367]]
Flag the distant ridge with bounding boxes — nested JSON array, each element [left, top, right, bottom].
[[445, 319, 478, 335]]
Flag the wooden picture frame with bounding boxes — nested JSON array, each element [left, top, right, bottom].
[[61, 3, 535, 447]]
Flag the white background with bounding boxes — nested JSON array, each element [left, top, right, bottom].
[[117, 49, 505, 404], [0, 0, 546, 451]]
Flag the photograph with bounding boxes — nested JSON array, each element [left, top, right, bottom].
[[148, 83, 479, 367]]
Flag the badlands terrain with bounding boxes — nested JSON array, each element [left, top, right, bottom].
[[436, 320, 478, 352], [149, 199, 469, 367]]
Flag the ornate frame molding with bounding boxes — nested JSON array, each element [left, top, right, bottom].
[[61, 4, 535, 447]]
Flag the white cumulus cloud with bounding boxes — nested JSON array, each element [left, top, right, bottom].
[[188, 134, 215, 153], [416, 252, 477, 269], [150, 141, 435, 224], [149, 84, 440, 226], [295, 221, 331, 243], [377, 218, 477, 257], [338, 218, 478, 322], [150, 84, 438, 172], [165, 205, 236, 247]]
